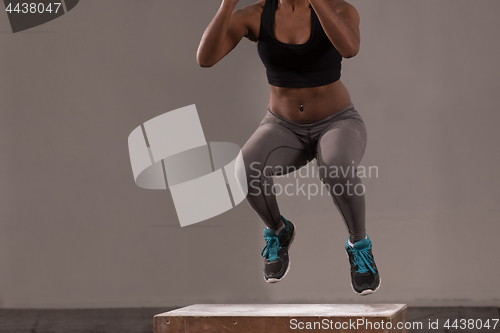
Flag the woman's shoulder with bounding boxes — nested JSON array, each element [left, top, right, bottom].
[[234, 0, 266, 19], [324, 0, 357, 12]]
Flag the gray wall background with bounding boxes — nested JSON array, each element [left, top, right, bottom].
[[1, 0, 499, 308]]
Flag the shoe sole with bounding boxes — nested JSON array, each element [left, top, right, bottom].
[[351, 276, 381, 296], [264, 223, 296, 284], [344, 252, 381, 296]]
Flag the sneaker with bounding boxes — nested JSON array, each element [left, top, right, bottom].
[[261, 216, 296, 283], [345, 235, 381, 295]]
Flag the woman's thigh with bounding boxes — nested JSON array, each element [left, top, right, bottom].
[[316, 117, 367, 176], [241, 123, 312, 180]]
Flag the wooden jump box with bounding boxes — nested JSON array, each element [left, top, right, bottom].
[[154, 304, 408, 333]]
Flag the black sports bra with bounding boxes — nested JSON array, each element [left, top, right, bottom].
[[257, 0, 343, 88]]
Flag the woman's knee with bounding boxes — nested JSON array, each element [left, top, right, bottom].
[[234, 151, 249, 194], [235, 150, 267, 195], [318, 154, 358, 179]]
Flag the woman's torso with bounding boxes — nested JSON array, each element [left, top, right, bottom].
[[246, 0, 352, 124]]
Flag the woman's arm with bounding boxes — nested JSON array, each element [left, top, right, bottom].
[[197, 0, 251, 67], [308, 0, 360, 58]]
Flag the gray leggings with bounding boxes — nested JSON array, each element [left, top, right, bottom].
[[236, 102, 368, 243]]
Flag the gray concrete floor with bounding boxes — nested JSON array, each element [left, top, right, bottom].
[[0, 307, 498, 333]]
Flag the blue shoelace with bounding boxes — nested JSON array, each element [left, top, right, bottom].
[[348, 245, 376, 275], [261, 234, 280, 261]]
